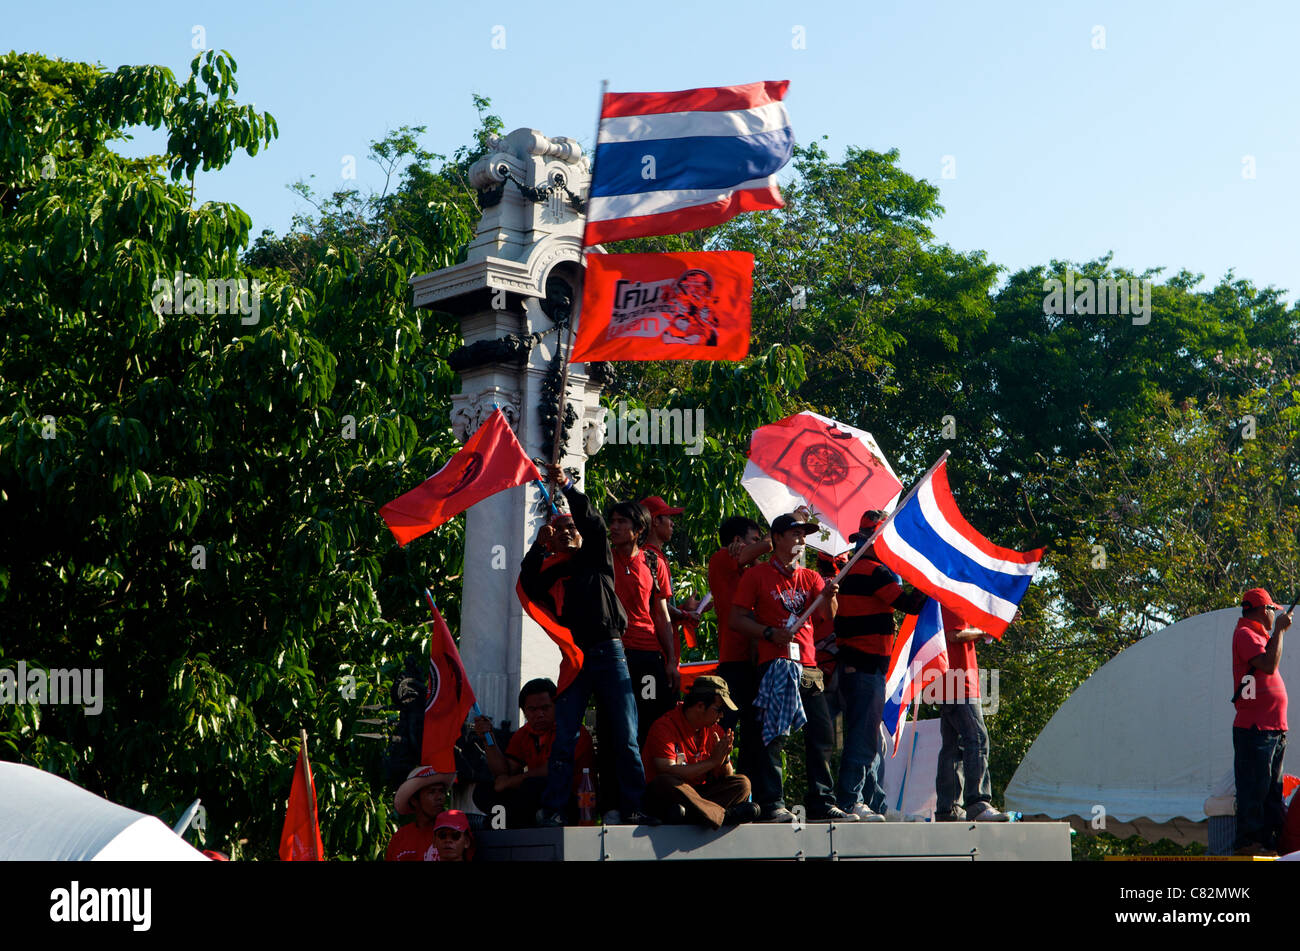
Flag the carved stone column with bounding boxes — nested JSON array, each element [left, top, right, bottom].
[[410, 128, 606, 728]]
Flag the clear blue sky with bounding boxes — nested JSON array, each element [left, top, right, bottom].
[[9, 0, 1298, 301]]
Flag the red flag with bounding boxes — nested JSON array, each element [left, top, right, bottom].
[[278, 737, 325, 861], [515, 560, 584, 694], [570, 252, 753, 363], [678, 660, 720, 691], [381, 409, 540, 546], [421, 595, 476, 772]]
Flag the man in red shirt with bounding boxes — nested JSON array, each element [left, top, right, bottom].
[[730, 513, 849, 822], [385, 765, 455, 861], [641, 675, 760, 828], [710, 516, 770, 785], [608, 500, 677, 746], [640, 495, 702, 665], [472, 678, 595, 827], [1231, 587, 1290, 855]]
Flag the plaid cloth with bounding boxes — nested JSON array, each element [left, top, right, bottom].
[[754, 658, 806, 746]]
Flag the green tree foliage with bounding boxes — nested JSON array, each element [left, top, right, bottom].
[[0, 52, 488, 859]]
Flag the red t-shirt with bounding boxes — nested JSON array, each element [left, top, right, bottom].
[[642, 704, 726, 785], [614, 547, 671, 653], [941, 606, 980, 701], [385, 823, 439, 862], [732, 561, 825, 667], [1233, 618, 1288, 731], [710, 548, 751, 663], [506, 723, 595, 785]]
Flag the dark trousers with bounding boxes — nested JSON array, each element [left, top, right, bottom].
[[625, 648, 674, 747], [1233, 726, 1287, 850], [472, 776, 548, 829], [717, 660, 764, 791], [543, 638, 645, 817], [644, 773, 752, 829], [750, 664, 837, 814], [936, 698, 993, 816]]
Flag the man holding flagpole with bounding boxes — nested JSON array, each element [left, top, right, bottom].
[[730, 513, 849, 822], [521, 464, 651, 826]]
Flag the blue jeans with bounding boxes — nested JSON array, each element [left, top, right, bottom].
[[542, 638, 645, 816], [835, 668, 887, 812], [1233, 727, 1286, 850], [936, 698, 992, 816]]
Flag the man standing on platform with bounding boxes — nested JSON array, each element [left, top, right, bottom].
[[608, 500, 677, 746], [641, 676, 760, 828], [730, 513, 851, 822], [834, 511, 925, 821], [935, 606, 1009, 822], [641, 495, 702, 665], [520, 464, 650, 826], [1231, 587, 1290, 855], [710, 516, 770, 780]]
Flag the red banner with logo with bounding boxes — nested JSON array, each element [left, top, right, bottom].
[[570, 251, 753, 363]]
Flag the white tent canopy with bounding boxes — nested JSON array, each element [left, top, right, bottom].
[[1006, 607, 1296, 823], [0, 762, 209, 861]]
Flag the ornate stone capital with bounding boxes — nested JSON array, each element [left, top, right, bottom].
[[451, 388, 522, 443]]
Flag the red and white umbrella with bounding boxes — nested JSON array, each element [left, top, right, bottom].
[[742, 411, 902, 555]]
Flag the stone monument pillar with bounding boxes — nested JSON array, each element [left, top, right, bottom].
[[409, 128, 608, 729]]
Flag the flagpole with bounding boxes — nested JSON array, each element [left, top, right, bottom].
[[548, 79, 609, 480], [789, 450, 951, 632], [300, 728, 321, 860]]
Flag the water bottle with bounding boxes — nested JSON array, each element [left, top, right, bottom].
[[578, 768, 596, 826]]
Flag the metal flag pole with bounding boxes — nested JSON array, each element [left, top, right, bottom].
[[789, 450, 952, 633], [547, 79, 609, 480]]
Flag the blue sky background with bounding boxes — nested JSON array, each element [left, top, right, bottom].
[[9, 0, 1298, 300]]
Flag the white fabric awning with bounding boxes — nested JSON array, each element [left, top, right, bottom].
[[0, 762, 209, 861], [1006, 608, 1296, 823]]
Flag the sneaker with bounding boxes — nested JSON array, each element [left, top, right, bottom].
[[968, 803, 1010, 822], [537, 811, 565, 828], [936, 809, 967, 822], [811, 805, 858, 822], [724, 802, 761, 825], [601, 809, 621, 825], [760, 805, 795, 823], [849, 803, 886, 822], [663, 804, 689, 825], [625, 811, 661, 826]]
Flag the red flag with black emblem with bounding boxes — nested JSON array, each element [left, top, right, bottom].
[[421, 594, 476, 772], [515, 553, 584, 694], [380, 409, 540, 546], [570, 251, 753, 363]]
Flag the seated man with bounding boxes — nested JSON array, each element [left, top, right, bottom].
[[433, 810, 475, 862], [385, 765, 455, 861], [472, 678, 595, 827], [641, 675, 760, 828]]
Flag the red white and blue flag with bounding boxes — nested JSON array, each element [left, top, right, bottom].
[[881, 597, 948, 755], [583, 81, 794, 245], [874, 459, 1043, 638]]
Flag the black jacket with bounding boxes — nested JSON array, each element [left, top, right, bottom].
[[520, 484, 627, 650]]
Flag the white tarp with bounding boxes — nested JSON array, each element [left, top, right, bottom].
[[881, 716, 940, 818], [0, 762, 209, 861], [1005, 608, 1296, 823]]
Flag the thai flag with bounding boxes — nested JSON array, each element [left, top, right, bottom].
[[882, 598, 948, 754], [583, 81, 794, 245], [875, 458, 1043, 638]]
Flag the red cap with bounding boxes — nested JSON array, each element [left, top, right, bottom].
[[1242, 588, 1280, 610], [640, 496, 684, 518], [434, 809, 471, 833]]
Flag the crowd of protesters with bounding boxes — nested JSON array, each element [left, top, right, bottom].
[[385, 469, 1012, 858]]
